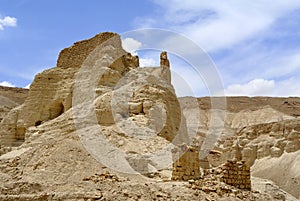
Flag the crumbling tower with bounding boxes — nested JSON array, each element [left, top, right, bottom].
[[160, 51, 171, 83], [219, 160, 251, 190], [219, 141, 251, 190], [160, 51, 170, 68]]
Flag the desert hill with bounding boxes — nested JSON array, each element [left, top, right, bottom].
[[0, 32, 299, 200], [0, 86, 28, 122], [197, 96, 300, 116], [180, 96, 300, 198]]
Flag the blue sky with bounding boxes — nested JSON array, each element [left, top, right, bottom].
[[1, 0, 300, 97]]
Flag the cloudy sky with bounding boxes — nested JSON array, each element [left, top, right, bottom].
[[1, 0, 300, 97]]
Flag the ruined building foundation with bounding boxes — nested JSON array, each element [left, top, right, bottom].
[[220, 160, 251, 190]]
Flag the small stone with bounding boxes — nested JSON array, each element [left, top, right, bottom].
[[118, 140, 125, 146], [188, 179, 195, 184]]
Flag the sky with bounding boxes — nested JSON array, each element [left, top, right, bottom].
[[1, 0, 300, 97]]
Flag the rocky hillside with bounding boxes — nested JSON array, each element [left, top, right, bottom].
[[0, 86, 28, 122], [179, 96, 300, 199], [0, 32, 299, 200]]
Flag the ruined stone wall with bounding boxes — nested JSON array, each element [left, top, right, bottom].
[[57, 32, 119, 69], [220, 160, 251, 190], [171, 144, 201, 181]]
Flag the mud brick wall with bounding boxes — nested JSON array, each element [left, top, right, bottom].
[[57, 32, 118, 69], [220, 160, 251, 190], [171, 144, 201, 181]]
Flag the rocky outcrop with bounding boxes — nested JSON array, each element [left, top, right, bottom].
[[179, 96, 300, 198], [0, 32, 202, 200], [232, 118, 300, 164], [179, 97, 300, 165], [0, 32, 141, 149], [0, 32, 190, 180]]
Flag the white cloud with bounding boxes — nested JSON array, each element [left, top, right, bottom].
[[225, 79, 275, 96], [24, 83, 31, 89], [0, 16, 17, 30], [122, 38, 142, 55], [131, 1, 300, 97], [136, 0, 300, 52], [139, 58, 157, 67], [216, 46, 300, 87], [0, 81, 15, 87]]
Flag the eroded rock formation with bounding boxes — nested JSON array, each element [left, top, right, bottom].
[[180, 96, 300, 198], [0, 32, 187, 170], [160, 51, 170, 68], [0, 33, 144, 149]]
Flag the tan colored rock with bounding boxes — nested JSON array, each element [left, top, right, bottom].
[[122, 53, 139, 70], [233, 141, 242, 161], [129, 102, 143, 115], [94, 92, 114, 126], [0, 87, 28, 123], [241, 144, 257, 166], [252, 150, 300, 199], [0, 33, 123, 147], [57, 32, 119, 69], [219, 160, 251, 190], [160, 51, 170, 68], [0, 32, 142, 148], [207, 150, 222, 167], [270, 146, 283, 157], [171, 144, 201, 181]]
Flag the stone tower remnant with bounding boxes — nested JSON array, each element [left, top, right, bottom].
[[160, 51, 171, 83], [160, 51, 170, 68], [171, 143, 201, 181], [220, 160, 251, 190]]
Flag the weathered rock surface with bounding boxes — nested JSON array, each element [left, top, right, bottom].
[[0, 32, 193, 199], [252, 150, 300, 199], [0, 32, 125, 148]]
